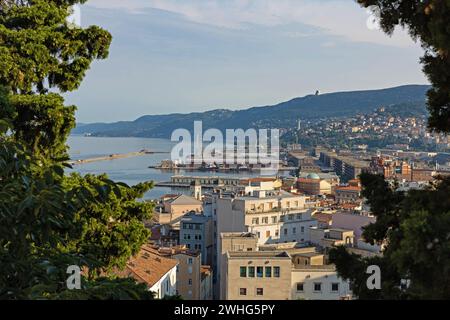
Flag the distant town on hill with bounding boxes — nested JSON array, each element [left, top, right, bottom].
[[73, 84, 430, 139]]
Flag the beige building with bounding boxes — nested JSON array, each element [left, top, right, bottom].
[[297, 173, 333, 195], [154, 194, 203, 228], [157, 246, 213, 300], [220, 241, 352, 300], [310, 227, 355, 250], [223, 251, 292, 300], [218, 232, 258, 299]]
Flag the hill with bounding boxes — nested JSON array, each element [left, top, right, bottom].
[[72, 85, 430, 138]]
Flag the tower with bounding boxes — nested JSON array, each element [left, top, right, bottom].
[[190, 180, 202, 200]]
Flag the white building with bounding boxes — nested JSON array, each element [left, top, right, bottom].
[[291, 266, 352, 300], [215, 189, 317, 246]]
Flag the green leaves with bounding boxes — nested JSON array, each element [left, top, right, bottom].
[[0, 1, 152, 300], [357, 0, 450, 133], [330, 174, 450, 299]]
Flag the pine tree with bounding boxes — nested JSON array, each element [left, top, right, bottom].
[[0, 0, 154, 299]]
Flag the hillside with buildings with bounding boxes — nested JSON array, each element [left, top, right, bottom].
[[73, 85, 430, 138]]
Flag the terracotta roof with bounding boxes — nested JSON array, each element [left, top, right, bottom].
[[240, 177, 278, 184], [201, 265, 212, 281], [117, 245, 178, 288], [298, 178, 321, 183], [335, 186, 361, 192], [313, 212, 333, 223]]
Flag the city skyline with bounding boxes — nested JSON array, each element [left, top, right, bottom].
[[64, 0, 428, 123]]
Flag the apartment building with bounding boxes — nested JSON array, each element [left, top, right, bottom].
[[217, 232, 258, 299], [223, 251, 292, 300], [334, 185, 362, 203], [154, 194, 203, 229], [310, 227, 355, 250], [291, 265, 352, 300], [180, 212, 214, 265], [155, 246, 214, 300], [215, 189, 317, 246], [221, 242, 352, 300], [320, 151, 370, 182]]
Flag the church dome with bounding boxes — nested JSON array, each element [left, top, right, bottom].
[[306, 173, 320, 180]]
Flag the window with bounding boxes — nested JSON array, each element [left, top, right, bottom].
[[188, 266, 193, 274], [297, 283, 304, 292], [240, 267, 247, 278], [332, 283, 339, 292], [295, 201, 299, 207], [252, 218, 259, 225], [262, 217, 269, 224], [301, 226, 305, 233], [257, 267, 264, 278], [274, 267, 280, 278], [265, 267, 272, 278], [275, 230, 279, 237], [293, 227, 297, 234], [256, 288, 264, 296], [248, 266, 255, 278], [288, 214, 294, 220], [296, 213, 302, 220], [314, 283, 322, 292], [279, 216, 285, 222], [257, 232, 261, 239], [188, 258, 193, 265], [239, 288, 247, 296], [266, 230, 271, 238], [272, 216, 277, 223], [188, 279, 193, 286], [283, 228, 288, 235]]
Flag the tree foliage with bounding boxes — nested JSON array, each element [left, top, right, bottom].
[[0, 0, 154, 299], [329, 173, 450, 299], [358, 0, 450, 132]]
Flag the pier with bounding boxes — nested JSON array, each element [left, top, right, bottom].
[[69, 149, 168, 166]]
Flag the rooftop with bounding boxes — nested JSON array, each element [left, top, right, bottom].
[[116, 245, 178, 288], [227, 251, 291, 259], [167, 194, 202, 206]]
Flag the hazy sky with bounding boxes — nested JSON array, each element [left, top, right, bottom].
[[65, 0, 428, 123]]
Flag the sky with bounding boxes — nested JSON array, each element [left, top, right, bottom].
[[65, 0, 429, 123]]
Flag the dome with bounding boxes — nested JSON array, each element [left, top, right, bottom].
[[306, 173, 320, 180]]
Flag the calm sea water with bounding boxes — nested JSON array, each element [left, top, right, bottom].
[[67, 135, 260, 200]]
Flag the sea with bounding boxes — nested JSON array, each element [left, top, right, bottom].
[[67, 135, 261, 200]]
